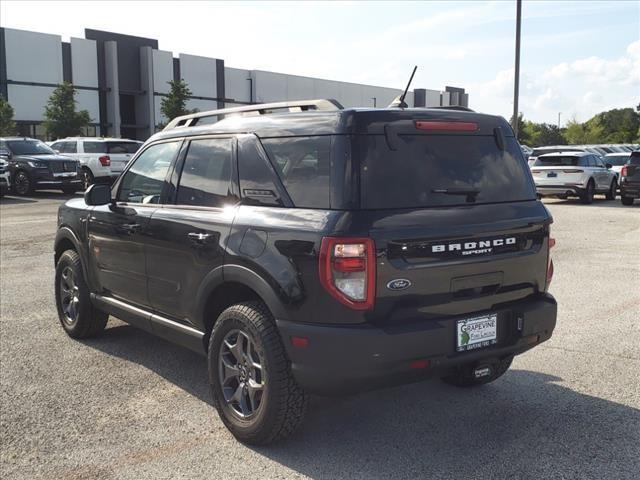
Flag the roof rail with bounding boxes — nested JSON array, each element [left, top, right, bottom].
[[163, 99, 344, 131], [428, 106, 475, 112]]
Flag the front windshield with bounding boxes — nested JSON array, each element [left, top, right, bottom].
[[6, 139, 55, 156]]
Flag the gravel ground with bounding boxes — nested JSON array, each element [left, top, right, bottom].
[[1, 192, 639, 480]]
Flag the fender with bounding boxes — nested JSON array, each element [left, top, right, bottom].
[[193, 264, 289, 330], [224, 265, 289, 321], [54, 227, 92, 281]]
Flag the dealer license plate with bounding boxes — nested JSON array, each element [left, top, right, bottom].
[[456, 314, 498, 352]]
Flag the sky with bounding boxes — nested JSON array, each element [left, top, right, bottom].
[[1, 0, 638, 124]]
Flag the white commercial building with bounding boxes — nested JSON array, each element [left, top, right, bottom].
[[0, 27, 470, 140]]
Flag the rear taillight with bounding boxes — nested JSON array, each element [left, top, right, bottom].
[[562, 169, 583, 173], [546, 236, 556, 289], [319, 237, 376, 310], [531, 169, 541, 174], [415, 120, 478, 132], [621, 165, 628, 177], [99, 155, 111, 166]]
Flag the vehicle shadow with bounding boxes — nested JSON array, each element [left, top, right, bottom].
[[85, 322, 639, 479]]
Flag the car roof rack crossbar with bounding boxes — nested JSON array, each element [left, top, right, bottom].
[[163, 99, 344, 131]]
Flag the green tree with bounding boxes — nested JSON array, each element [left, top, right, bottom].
[[160, 79, 197, 126], [43, 82, 91, 139], [0, 95, 17, 136], [509, 112, 532, 145], [586, 108, 639, 143], [564, 118, 587, 145]]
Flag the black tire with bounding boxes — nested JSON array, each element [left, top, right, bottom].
[[621, 196, 634, 206], [81, 168, 94, 190], [55, 250, 108, 338], [605, 180, 617, 200], [12, 170, 33, 196], [556, 194, 567, 200], [61, 187, 79, 195], [580, 180, 595, 204], [441, 356, 513, 388], [208, 301, 308, 445]]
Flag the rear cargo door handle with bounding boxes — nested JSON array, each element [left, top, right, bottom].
[[188, 232, 214, 245]]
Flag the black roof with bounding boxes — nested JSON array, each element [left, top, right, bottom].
[[151, 108, 513, 142]]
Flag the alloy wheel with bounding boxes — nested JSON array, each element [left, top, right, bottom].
[[218, 329, 265, 418], [59, 266, 80, 325], [14, 172, 30, 195]]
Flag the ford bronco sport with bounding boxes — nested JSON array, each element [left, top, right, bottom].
[[54, 99, 557, 444]]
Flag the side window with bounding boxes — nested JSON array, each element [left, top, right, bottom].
[[50, 142, 63, 152], [118, 141, 180, 204], [64, 142, 77, 154], [83, 142, 104, 154], [260, 136, 331, 208], [595, 156, 605, 168], [238, 136, 283, 207], [588, 156, 597, 167], [176, 138, 235, 207]]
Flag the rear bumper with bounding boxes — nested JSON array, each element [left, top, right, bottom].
[[278, 294, 557, 395], [620, 182, 640, 198], [536, 185, 585, 196]]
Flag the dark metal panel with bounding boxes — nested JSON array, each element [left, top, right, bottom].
[[173, 57, 180, 81], [0, 28, 7, 98], [62, 42, 72, 83], [216, 58, 225, 109]]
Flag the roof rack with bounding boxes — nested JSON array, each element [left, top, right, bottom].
[[428, 106, 475, 112], [163, 99, 344, 131]]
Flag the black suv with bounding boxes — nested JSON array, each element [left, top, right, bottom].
[[0, 137, 82, 195], [620, 151, 640, 205], [54, 100, 557, 444]]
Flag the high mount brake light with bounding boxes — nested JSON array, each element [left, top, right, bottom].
[[415, 120, 478, 132], [319, 237, 375, 310]]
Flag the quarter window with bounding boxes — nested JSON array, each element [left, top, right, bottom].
[[176, 138, 235, 207], [83, 142, 105, 154], [118, 141, 180, 204]]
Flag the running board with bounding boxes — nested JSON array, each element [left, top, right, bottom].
[[91, 294, 206, 355]]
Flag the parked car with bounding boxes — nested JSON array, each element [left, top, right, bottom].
[[620, 151, 640, 205], [54, 100, 557, 445], [530, 151, 617, 203], [50, 137, 142, 189], [0, 137, 82, 195], [604, 152, 631, 180], [528, 146, 587, 165], [0, 156, 10, 197], [520, 144, 532, 157]]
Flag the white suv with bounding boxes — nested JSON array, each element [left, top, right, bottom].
[[530, 151, 618, 204], [50, 138, 142, 189]]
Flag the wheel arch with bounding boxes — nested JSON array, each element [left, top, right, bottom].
[[196, 264, 289, 352]]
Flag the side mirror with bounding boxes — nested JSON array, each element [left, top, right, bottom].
[[606, 163, 613, 169], [84, 183, 112, 206], [0, 148, 11, 159]]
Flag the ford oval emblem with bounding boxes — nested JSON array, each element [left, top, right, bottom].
[[387, 278, 412, 291]]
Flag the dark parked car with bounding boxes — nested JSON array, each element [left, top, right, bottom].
[[0, 137, 82, 195], [620, 151, 640, 205], [54, 100, 558, 444]]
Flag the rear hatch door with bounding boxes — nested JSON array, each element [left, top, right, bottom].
[[530, 155, 585, 186], [354, 120, 551, 326], [106, 141, 141, 174]]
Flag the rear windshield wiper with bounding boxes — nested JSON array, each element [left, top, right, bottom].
[[431, 187, 480, 203]]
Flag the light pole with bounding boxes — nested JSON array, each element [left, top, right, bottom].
[[512, 0, 522, 138], [558, 112, 562, 129]]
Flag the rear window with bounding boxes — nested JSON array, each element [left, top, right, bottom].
[[533, 156, 582, 167], [261, 136, 331, 208], [106, 142, 141, 154], [604, 155, 630, 166], [360, 135, 535, 209]]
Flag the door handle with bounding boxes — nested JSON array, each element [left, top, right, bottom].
[[188, 232, 214, 245], [119, 223, 141, 234]]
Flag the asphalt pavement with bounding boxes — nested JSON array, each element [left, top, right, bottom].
[[1, 192, 639, 480]]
